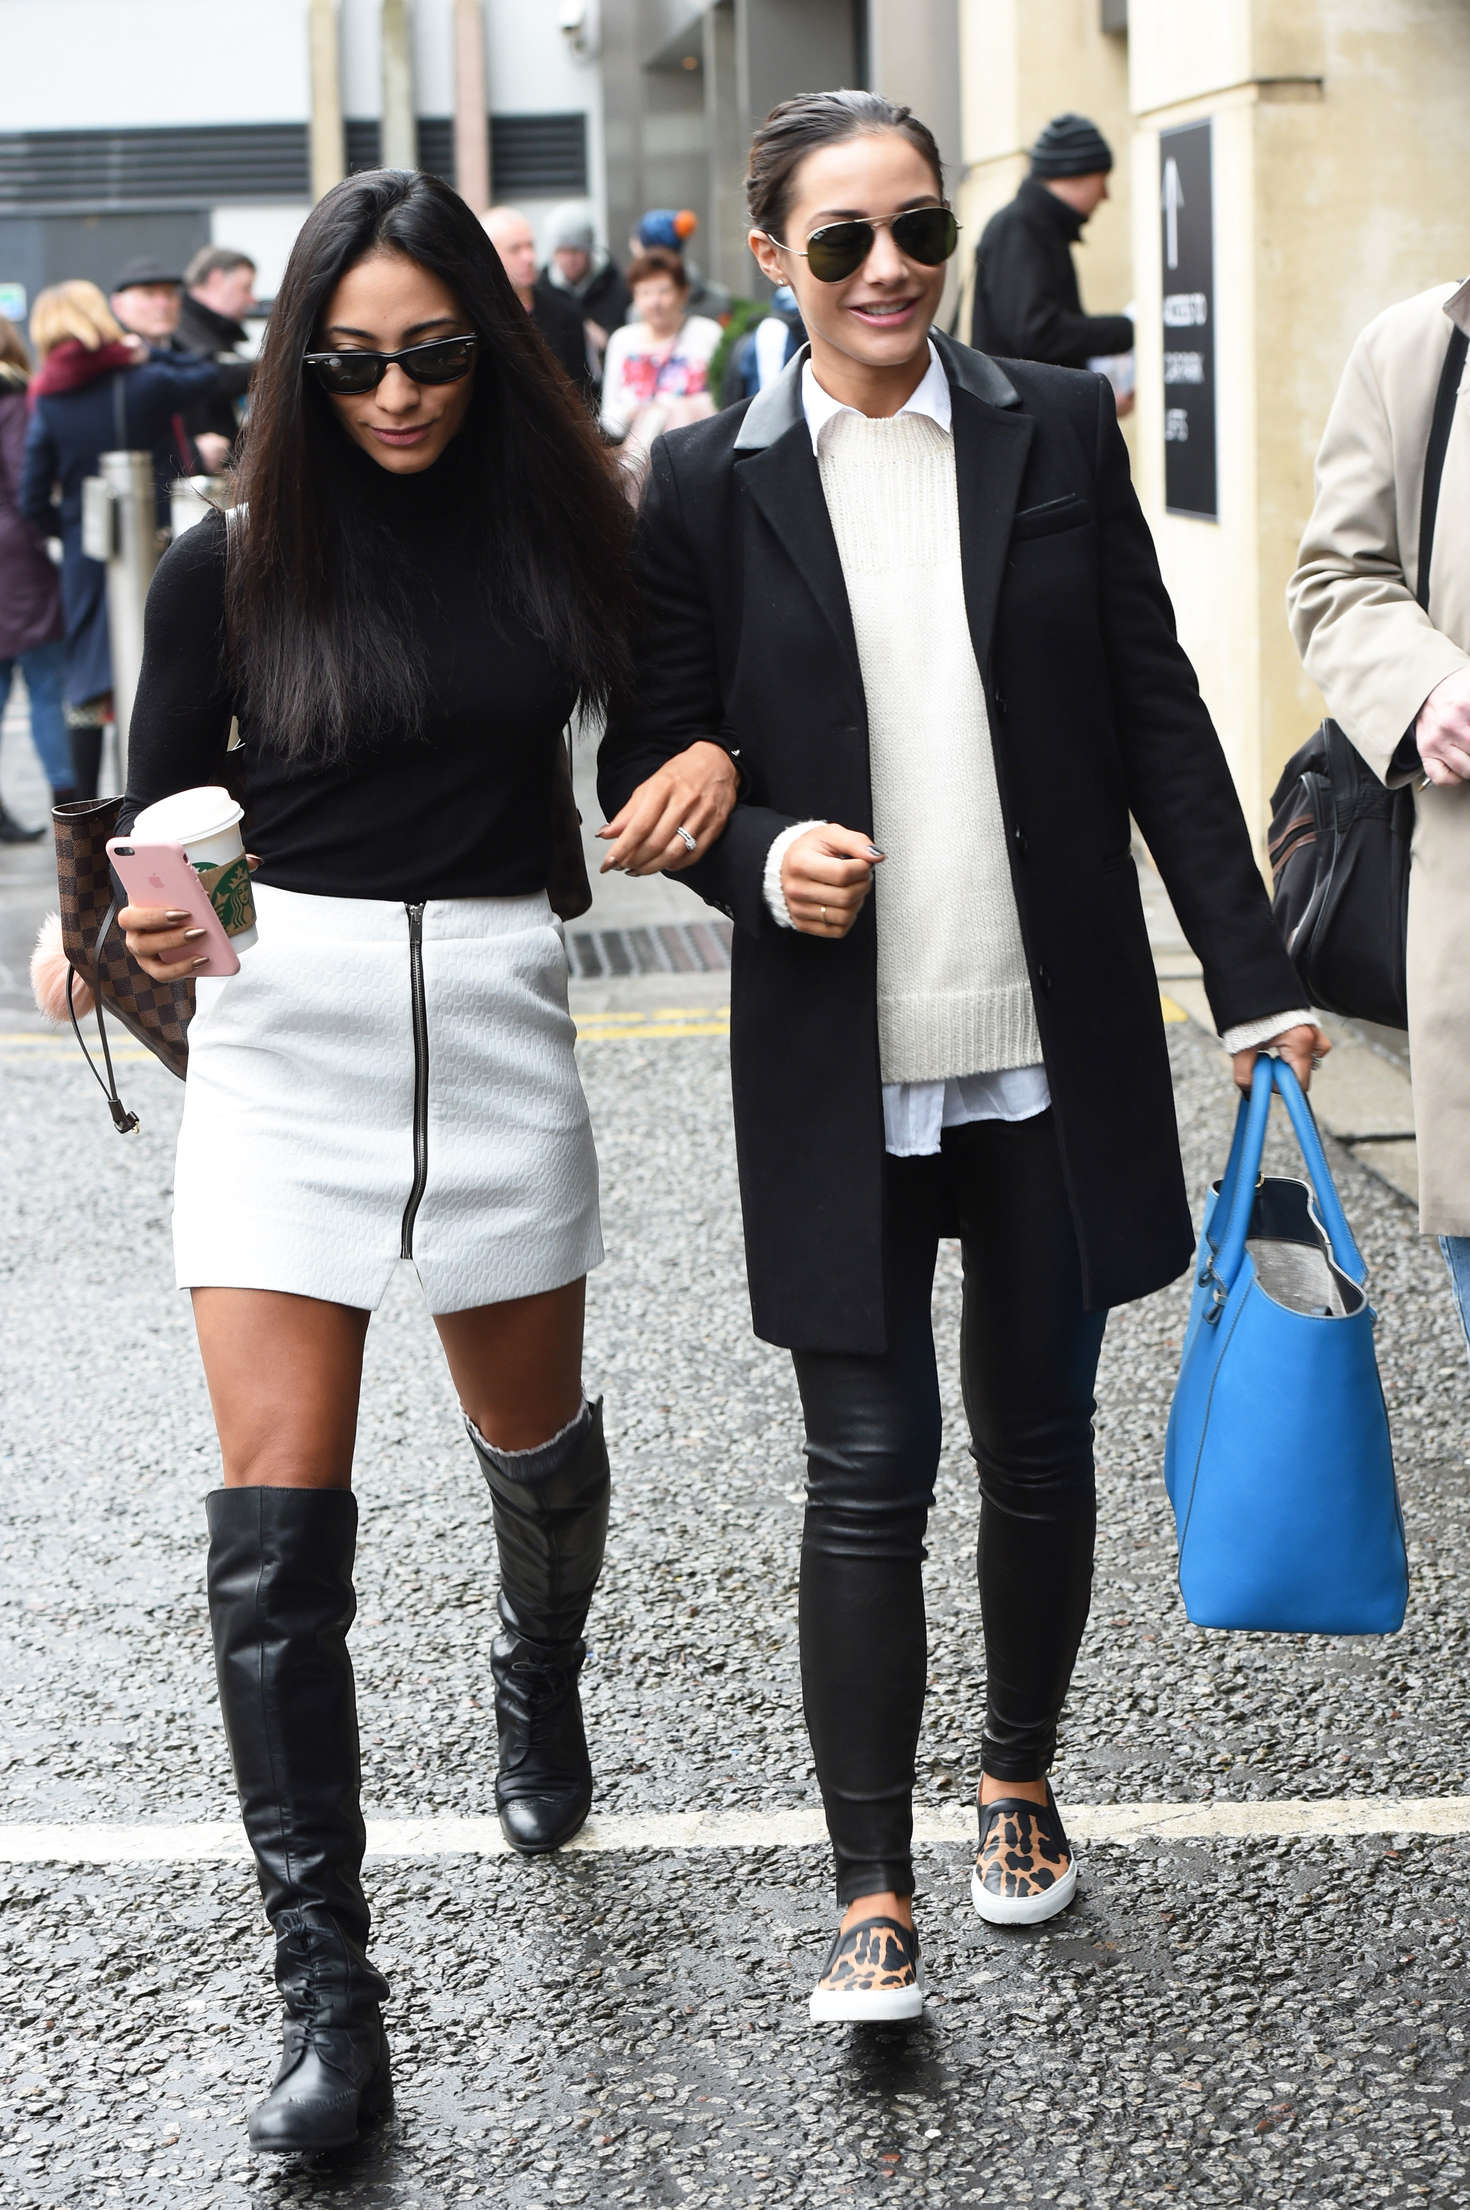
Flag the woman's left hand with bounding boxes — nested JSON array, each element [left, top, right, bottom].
[[598, 741, 740, 875], [1231, 1022, 1331, 1094]]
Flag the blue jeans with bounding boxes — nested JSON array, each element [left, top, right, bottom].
[[0, 637, 72, 793], [1442, 1238, 1470, 1368]]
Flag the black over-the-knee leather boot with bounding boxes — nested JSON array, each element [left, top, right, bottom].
[[466, 1397, 610, 1854], [206, 1487, 392, 2153]]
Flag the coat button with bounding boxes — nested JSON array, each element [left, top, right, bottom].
[[1013, 826, 1029, 858], [1035, 965, 1053, 994]]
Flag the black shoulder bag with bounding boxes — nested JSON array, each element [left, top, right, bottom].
[[1268, 321, 1467, 1030]]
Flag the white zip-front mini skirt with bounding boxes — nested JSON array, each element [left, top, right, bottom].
[[173, 883, 602, 1313]]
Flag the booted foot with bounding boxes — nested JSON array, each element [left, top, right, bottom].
[[971, 1781, 1078, 1926], [809, 1916, 925, 2025], [248, 1910, 392, 2154], [492, 1630, 593, 1854]]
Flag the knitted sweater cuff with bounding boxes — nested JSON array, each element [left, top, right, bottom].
[[763, 820, 827, 929], [1220, 1010, 1316, 1054]]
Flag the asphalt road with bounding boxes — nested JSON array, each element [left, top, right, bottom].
[[2, 715, 1469, 2207]]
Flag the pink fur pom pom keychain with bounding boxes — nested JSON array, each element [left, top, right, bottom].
[[30, 910, 94, 1024]]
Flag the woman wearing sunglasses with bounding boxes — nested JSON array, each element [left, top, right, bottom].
[[599, 91, 1319, 2024], [113, 170, 736, 2151]]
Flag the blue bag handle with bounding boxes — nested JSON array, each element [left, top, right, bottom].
[[1202, 1079, 1257, 1278], [1268, 1057, 1367, 1286], [1212, 1055, 1366, 1299], [1210, 1054, 1276, 1302]]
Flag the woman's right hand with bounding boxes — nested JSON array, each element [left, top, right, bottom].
[[121, 855, 259, 981], [119, 906, 210, 982], [780, 824, 884, 937]]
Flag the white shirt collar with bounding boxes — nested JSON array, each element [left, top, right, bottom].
[[800, 338, 951, 454]]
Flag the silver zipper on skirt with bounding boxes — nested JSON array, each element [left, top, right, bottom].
[[400, 902, 429, 1258]]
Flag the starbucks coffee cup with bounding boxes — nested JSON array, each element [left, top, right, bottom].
[[131, 784, 258, 952]]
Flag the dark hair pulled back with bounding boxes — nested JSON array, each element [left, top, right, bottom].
[[745, 89, 945, 241], [227, 168, 636, 764]]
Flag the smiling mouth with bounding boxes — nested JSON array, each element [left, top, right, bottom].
[[848, 297, 922, 326]]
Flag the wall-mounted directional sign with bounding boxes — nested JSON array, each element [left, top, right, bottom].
[[1159, 119, 1217, 521]]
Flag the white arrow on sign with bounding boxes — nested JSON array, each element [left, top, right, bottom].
[[1161, 157, 1184, 270]]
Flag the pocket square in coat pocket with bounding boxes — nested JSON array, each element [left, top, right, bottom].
[[1010, 493, 1092, 540]]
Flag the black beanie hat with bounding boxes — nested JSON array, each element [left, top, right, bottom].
[[1029, 113, 1114, 179]]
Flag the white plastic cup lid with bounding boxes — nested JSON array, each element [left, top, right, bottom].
[[131, 785, 244, 846]]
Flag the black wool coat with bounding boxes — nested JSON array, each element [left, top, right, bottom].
[[969, 177, 1133, 368], [598, 332, 1302, 1355]]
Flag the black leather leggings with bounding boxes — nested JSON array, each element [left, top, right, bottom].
[[791, 1112, 1107, 1905]]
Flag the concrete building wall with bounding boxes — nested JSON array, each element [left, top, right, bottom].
[[958, 0, 1470, 845], [1128, 0, 1470, 841]]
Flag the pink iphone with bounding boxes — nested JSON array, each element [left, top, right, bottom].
[[106, 838, 241, 978]]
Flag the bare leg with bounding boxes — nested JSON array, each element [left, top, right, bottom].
[[433, 1277, 586, 1447], [192, 1288, 370, 1489]]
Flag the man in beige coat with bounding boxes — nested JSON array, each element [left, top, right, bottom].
[[1288, 276, 1470, 1348]]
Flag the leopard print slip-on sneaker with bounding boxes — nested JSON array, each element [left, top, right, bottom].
[[971, 1782, 1079, 1927], [808, 1915, 925, 2025]]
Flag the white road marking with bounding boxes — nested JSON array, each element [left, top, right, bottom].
[[1, 1796, 1468, 1867]]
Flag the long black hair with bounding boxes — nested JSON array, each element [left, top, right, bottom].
[[745, 91, 945, 241], [227, 168, 636, 763]]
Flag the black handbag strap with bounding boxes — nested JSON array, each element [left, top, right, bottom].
[[66, 901, 139, 1135], [1417, 322, 1467, 614], [112, 368, 128, 452]]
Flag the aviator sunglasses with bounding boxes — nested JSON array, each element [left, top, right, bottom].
[[765, 204, 959, 285], [303, 332, 479, 395]]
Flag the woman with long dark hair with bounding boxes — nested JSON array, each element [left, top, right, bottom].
[[117, 169, 737, 2150], [600, 94, 1322, 2024]]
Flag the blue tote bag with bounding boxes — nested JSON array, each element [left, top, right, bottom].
[[1164, 1055, 1407, 1634]]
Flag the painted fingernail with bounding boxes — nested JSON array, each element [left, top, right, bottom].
[[165, 910, 191, 922], [183, 928, 207, 940], [867, 846, 884, 860], [191, 955, 210, 968]]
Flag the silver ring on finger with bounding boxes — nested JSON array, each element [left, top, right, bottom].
[[675, 823, 697, 854]]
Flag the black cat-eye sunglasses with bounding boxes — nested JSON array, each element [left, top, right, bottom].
[[303, 333, 479, 395], [764, 205, 960, 285]]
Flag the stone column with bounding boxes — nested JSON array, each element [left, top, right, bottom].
[[453, 0, 490, 211], [307, 0, 345, 202], [380, 0, 417, 173], [703, 1, 749, 293]]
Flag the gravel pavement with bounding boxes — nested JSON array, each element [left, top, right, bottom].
[[2, 784, 1469, 2202]]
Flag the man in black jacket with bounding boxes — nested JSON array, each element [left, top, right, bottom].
[[483, 205, 596, 408], [176, 246, 258, 466], [969, 113, 1133, 373]]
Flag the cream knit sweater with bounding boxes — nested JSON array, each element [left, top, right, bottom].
[[817, 407, 1042, 1084]]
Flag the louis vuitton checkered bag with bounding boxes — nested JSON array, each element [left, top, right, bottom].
[[53, 795, 193, 1131]]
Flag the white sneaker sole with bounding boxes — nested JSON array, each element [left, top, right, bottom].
[[808, 1965, 927, 2026], [971, 1859, 1079, 1926]]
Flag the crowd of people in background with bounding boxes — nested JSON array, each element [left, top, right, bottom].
[[0, 125, 1138, 829]]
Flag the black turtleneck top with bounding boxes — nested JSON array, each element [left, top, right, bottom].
[[120, 440, 577, 902]]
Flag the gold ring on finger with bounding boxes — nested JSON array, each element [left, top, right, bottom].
[[821, 905, 828, 924]]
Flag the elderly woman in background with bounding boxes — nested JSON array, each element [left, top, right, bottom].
[[20, 281, 218, 798], [599, 248, 722, 497], [0, 315, 68, 832]]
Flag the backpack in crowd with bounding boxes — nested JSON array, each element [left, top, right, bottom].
[[1268, 320, 1467, 1029]]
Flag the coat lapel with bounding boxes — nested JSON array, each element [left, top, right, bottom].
[[943, 363, 1035, 679], [736, 423, 862, 678], [729, 329, 1035, 690]]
